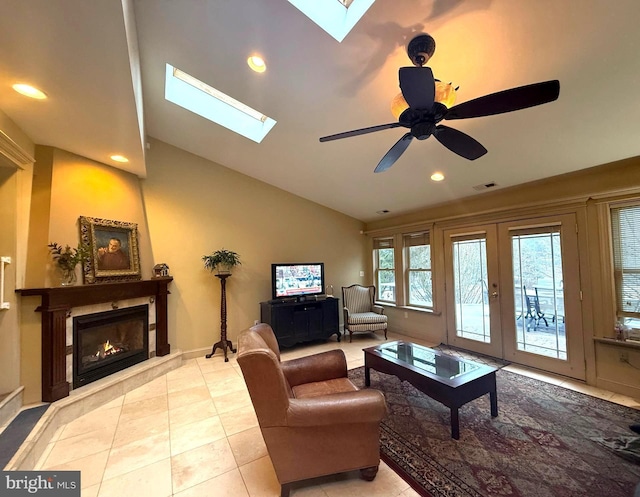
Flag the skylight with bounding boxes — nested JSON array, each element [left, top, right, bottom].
[[287, 0, 375, 42], [164, 64, 276, 143]]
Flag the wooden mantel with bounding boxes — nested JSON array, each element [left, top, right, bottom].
[[18, 277, 173, 402]]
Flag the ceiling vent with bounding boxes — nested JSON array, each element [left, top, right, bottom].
[[0, 129, 35, 168], [472, 182, 498, 191], [376, 209, 390, 215]]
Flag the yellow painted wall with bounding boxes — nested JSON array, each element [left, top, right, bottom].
[[0, 110, 35, 397], [141, 139, 367, 353], [25, 146, 154, 287], [20, 146, 154, 402], [0, 167, 20, 394]]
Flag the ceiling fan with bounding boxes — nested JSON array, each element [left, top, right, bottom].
[[319, 34, 560, 173]]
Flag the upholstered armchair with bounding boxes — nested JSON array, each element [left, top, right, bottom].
[[237, 324, 387, 497], [342, 284, 388, 342]]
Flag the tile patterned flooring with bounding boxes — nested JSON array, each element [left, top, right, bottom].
[[10, 331, 640, 496]]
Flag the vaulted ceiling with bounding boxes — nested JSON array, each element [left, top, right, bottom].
[[1, 0, 639, 221]]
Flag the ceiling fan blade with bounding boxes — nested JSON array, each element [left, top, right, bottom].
[[374, 133, 414, 173], [434, 125, 487, 160], [399, 67, 435, 110], [319, 122, 402, 142], [445, 80, 560, 120]]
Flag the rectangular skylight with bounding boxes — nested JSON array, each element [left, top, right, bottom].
[[287, 0, 375, 42], [164, 64, 276, 143]]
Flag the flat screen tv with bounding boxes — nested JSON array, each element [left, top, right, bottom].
[[271, 263, 325, 300]]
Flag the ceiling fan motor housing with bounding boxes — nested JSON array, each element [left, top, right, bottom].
[[411, 122, 435, 140]]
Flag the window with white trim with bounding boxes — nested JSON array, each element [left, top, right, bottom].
[[373, 237, 395, 303], [404, 232, 433, 309], [611, 203, 640, 330]]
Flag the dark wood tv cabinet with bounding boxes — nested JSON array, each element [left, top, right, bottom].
[[260, 297, 340, 348]]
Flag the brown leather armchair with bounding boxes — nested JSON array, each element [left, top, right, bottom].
[[237, 323, 387, 497]]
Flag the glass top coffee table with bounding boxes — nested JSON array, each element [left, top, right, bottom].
[[364, 341, 498, 439]]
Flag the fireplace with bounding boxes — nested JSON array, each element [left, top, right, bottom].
[[19, 278, 172, 402], [73, 305, 149, 388]]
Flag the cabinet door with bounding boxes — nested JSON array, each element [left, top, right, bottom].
[[323, 299, 339, 334], [293, 310, 309, 341], [307, 307, 324, 339], [274, 306, 296, 346]]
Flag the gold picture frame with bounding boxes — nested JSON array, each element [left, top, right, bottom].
[[79, 216, 141, 283]]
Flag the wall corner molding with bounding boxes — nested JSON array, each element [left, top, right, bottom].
[[0, 129, 35, 168]]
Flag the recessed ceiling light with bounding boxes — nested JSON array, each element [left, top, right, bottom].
[[12, 84, 47, 100], [431, 172, 445, 182], [110, 155, 129, 163], [247, 55, 266, 73]]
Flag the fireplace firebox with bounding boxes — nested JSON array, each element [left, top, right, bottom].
[[73, 305, 149, 388]]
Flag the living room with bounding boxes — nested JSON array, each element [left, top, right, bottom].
[[2, 1, 640, 495]]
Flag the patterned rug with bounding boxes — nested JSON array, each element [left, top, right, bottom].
[[348, 367, 640, 497]]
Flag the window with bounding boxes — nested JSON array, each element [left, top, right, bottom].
[[374, 237, 395, 302], [164, 64, 277, 143], [611, 204, 640, 329], [287, 0, 376, 42], [404, 232, 433, 309]]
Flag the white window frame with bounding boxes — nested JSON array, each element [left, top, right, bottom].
[[610, 201, 640, 330], [373, 237, 395, 303], [404, 232, 433, 310]]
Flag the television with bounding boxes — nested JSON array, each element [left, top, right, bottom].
[[271, 263, 325, 301]]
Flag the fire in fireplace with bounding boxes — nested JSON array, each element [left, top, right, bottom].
[[73, 305, 149, 388]]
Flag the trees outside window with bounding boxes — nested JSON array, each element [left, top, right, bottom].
[[405, 232, 432, 309]]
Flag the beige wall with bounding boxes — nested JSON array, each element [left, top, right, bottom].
[[141, 139, 367, 353], [20, 146, 155, 402], [0, 166, 20, 394], [364, 156, 640, 398], [14, 137, 640, 401], [0, 111, 35, 397], [24, 146, 154, 287], [17, 140, 367, 402]]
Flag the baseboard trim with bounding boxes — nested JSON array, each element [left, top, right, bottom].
[[0, 386, 25, 430]]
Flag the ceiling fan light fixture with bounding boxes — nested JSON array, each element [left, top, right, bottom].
[[434, 80, 457, 108], [391, 80, 456, 119], [390, 92, 409, 120]]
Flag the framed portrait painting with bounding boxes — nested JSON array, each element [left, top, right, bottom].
[[79, 216, 141, 283]]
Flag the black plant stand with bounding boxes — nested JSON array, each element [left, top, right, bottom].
[[206, 273, 236, 362]]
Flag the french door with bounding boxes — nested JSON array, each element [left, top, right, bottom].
[[444, 214, 585, 380]]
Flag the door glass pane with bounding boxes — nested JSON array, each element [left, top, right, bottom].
[[452, 237, 490, 343], [512, 231, 566, 360]]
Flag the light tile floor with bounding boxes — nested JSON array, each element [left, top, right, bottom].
[[28, 331, 640, 497]]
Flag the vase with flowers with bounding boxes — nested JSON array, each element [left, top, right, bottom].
[[48, 242, 90, 286]]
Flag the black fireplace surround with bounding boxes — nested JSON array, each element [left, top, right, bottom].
[[73, 305, 149, 388]]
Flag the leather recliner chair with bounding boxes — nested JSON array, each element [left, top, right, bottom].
[[237, 323, 387, 497]]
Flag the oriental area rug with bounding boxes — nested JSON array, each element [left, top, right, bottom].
[[348, 366, 640, 497]]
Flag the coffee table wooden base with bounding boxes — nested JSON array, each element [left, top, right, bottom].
[[364, 346, 498, 440]]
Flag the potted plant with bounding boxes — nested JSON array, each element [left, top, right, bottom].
[[48, 242, 90, 286], [203, 248, 241, 275]]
